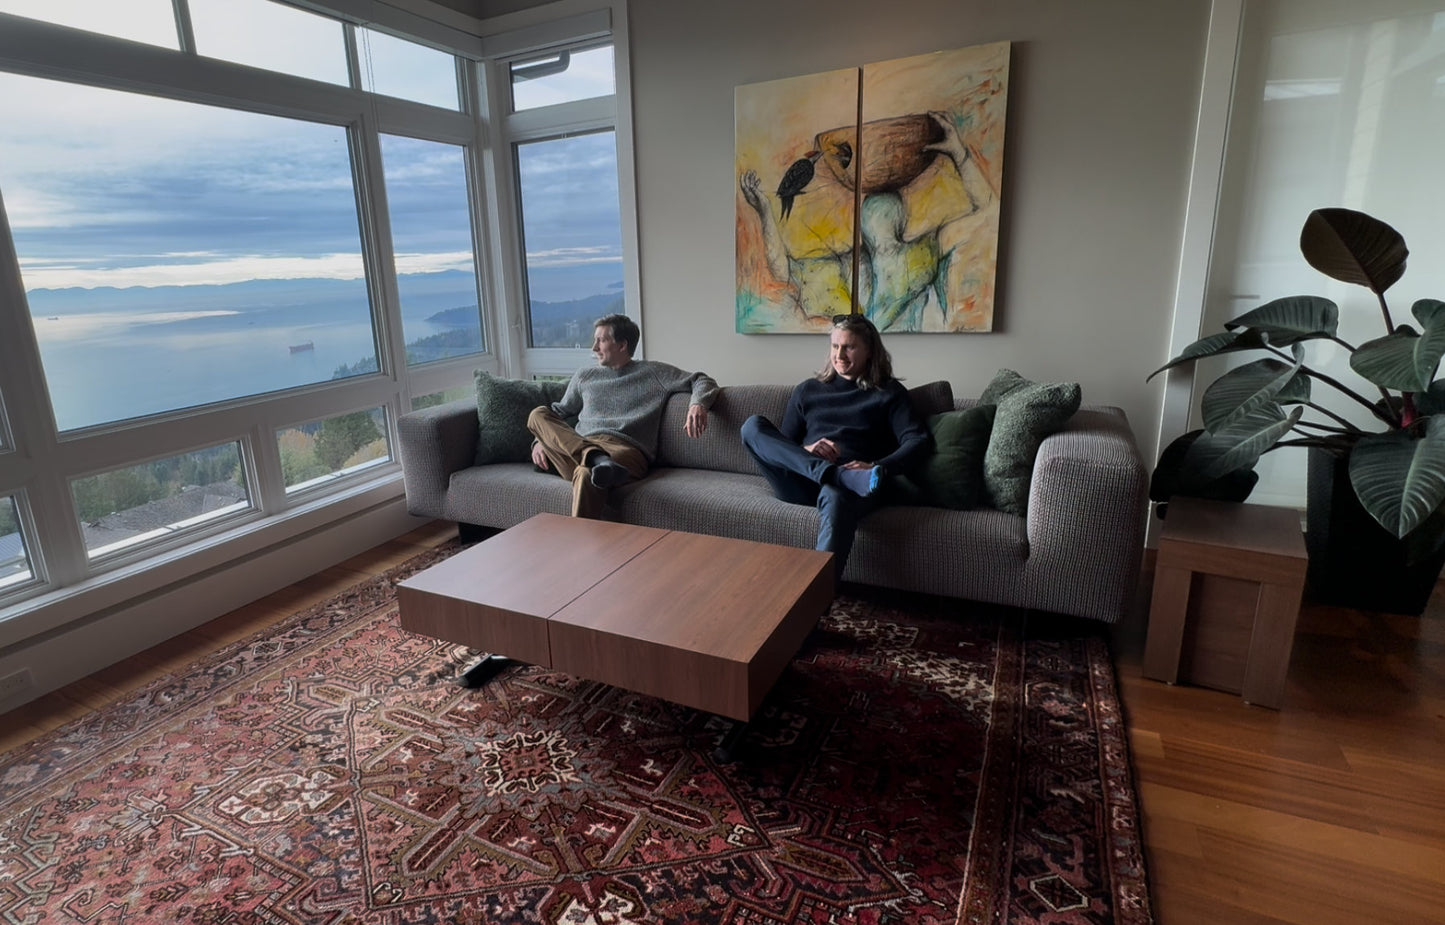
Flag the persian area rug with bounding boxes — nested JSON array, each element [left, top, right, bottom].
[[0, 542, 1152, 924]]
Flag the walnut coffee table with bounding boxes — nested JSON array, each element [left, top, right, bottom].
[[397, 514, 834, 758]]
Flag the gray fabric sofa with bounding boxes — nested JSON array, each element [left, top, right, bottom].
[[397, 382, 1148, 623]]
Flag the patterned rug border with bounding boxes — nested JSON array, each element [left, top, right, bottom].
[[0, 540, 1154, 924]]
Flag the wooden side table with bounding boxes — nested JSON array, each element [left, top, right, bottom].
[[1143, 497, 1307, 709]]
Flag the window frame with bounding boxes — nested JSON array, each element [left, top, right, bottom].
[[0, 1, 634, 623]]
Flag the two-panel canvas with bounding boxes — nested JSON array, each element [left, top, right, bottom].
[[736, 42, 1009, 333]]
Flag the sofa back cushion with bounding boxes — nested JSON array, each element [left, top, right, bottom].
[[653, 379, 954, 475], [655, 384, 791, 474]]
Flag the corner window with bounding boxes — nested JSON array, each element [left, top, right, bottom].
[[515, 131, 625, 348], [509, 43, 615, 112], [379, 134, 485, 366]]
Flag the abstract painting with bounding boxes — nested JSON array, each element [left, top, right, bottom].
[[736, 42, 1009, 333]]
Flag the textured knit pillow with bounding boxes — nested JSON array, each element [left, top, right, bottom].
[[889, 404, 996, 509], [981, 370, 1081, 515], [474, 371, 568, 465]]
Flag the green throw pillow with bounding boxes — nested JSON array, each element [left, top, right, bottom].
[[474, 371, 568, 465], [890, 404, 996, 509], [981, 370, 1082, 516]]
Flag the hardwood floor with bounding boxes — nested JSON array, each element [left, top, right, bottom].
[[1113, 562, 1445, 925], [2, 520, 1442, 923]]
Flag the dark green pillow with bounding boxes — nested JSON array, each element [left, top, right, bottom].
[[889, 404, 996, 510], [982, 371, 1081, 515], [978, 367, 1032, 405], [474, 371, 568, 465]]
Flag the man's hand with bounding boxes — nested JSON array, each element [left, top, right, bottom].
[[685, 404, 709, 438], [530, 441, 551, 470], [805, 438, 840, 462]]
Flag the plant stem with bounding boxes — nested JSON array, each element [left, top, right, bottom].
[[1296, 412, 1358, 434], [1377, 291, 1395, 336], [1263, 340, 1400, 428]]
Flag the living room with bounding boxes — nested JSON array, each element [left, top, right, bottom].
[[1, 0, 1442, 922]]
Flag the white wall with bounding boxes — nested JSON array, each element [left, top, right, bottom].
[[624, 0, 1212, 468]]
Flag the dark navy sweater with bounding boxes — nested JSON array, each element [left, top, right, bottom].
[[780, 377, 931, 475]]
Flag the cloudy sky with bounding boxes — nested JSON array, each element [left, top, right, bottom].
[[0, 0, 621, 293]]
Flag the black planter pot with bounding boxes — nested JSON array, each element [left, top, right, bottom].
[[1305, 447, 1445, 615]]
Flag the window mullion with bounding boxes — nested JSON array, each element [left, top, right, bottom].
[[350, 114, 407, 396], [173, 0, 198, 54], [477, 57, 528, 378]]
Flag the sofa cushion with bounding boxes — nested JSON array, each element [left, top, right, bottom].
[[980, 369, 1081, 515], [473, 371, 568, 465], [889, 403, 996, 510]]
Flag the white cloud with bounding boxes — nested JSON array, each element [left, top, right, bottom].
[[19, 248, 478, 290], [524, 246, 622, 268]]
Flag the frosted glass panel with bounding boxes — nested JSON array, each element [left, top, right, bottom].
[[1203, 2, 1445, 509]]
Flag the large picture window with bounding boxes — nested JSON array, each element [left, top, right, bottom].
[[0, 73, 374, 432]]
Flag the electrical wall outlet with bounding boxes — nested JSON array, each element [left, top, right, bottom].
[[0, 668, 34, 704]]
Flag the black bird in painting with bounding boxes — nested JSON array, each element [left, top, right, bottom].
[[777, 149, 821, 220]]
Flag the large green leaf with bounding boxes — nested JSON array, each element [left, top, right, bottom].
[[1299, 208, 1408, 295], [1223, 295, 1339, 345], [1348, 415, 1445, 537], [1350, 301, 1445, 391], [1147, 328, 1274, 380], [1199, 352, 1310, 431], [1353, 326, 1434, 392], [1184, 404, 1303, 479]]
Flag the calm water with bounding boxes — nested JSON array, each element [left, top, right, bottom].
[[28, 266, 621, 431]]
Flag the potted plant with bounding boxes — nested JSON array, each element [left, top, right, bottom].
[[1148, 207, 1445, 614]]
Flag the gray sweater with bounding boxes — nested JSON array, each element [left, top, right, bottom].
[[551, 360, 720, 462]]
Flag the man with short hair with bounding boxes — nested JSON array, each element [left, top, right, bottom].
[[527, 313, 719, 518]]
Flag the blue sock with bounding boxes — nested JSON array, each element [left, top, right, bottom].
[[836, 466, 880, 498]]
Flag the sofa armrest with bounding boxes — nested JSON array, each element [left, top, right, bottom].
[[1023, 407, 1149, 622], [397, 399, 479, 519]]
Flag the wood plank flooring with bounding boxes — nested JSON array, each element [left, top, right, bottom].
[[2, 520, 1442, 923], [1114, 560, 1445, 925]]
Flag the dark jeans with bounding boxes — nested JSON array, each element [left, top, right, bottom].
[[740, 414, 881, 577]]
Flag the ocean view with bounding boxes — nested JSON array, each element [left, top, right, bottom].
[[25, 266, 624, 431]]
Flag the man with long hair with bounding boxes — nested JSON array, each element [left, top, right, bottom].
[[528, 314, 718, 518], [740, 313, 930, 576]]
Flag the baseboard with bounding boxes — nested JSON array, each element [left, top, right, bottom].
[[0, 496, 425, 715]]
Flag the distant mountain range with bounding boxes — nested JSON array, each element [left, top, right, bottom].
[[25, 268, 627, 319]]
